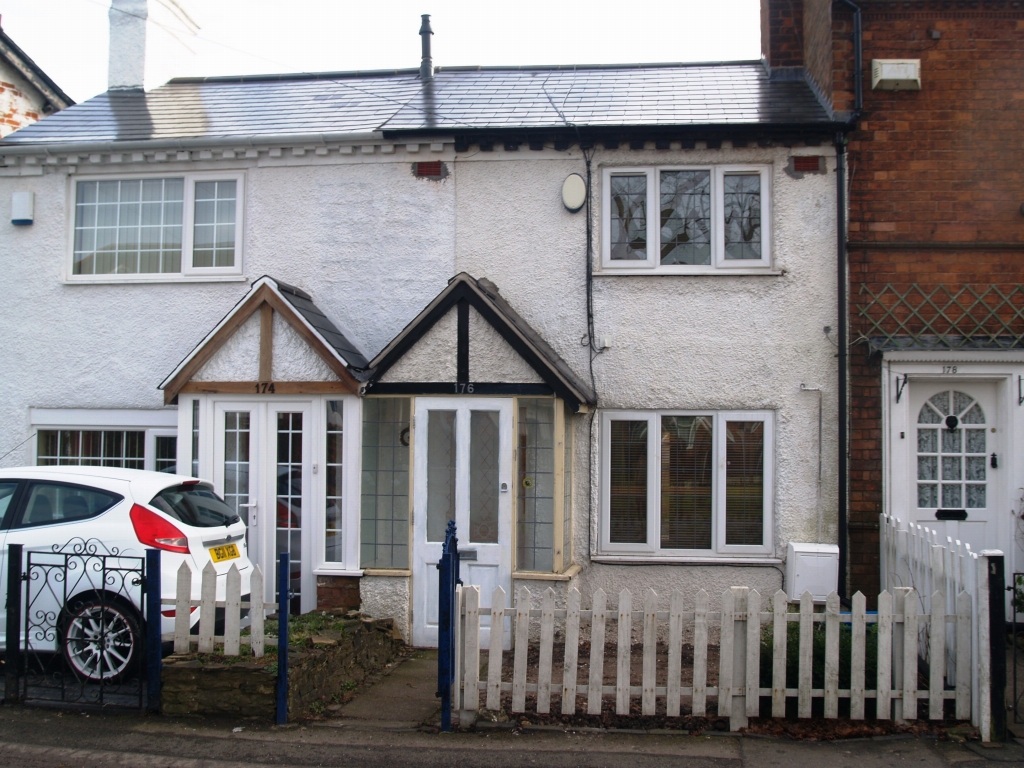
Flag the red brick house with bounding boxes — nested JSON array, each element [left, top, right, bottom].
[[764, 0, 1024, 601], [0, 18, 72, 137]]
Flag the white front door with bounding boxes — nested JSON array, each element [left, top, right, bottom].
[[211, 400, 316, 615], [411, 398, 513, 648], [903, 383, 1001, 554]]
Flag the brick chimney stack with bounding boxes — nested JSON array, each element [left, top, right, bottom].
[[760, 0, 833, 110]]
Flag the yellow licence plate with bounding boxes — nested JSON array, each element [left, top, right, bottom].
[[209, 543, 240, 563]]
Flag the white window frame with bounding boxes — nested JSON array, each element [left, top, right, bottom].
[[600, 165, 772, 273], [66, 170, 246, 283], [599, 409, 774, 559]]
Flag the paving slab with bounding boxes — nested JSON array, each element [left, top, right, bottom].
[[337, 649, 440, 727]]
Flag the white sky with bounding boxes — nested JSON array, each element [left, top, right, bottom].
[[0, 0, 761, 104]]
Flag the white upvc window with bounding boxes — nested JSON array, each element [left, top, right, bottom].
[[68, 171, 244, 281], [600, 166, 772, 273], [599, 410, 774, 558]]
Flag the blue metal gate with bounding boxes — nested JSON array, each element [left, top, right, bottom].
[[436, 521, 460, 731]]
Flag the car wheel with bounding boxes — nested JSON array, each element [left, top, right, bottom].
[[62, 596, 142, 684]]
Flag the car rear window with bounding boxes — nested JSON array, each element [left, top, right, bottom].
[[150, 484, 240, 528]]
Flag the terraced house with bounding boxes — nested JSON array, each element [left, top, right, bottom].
[[0, 0, 850, 643]]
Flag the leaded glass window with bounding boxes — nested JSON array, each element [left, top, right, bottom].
[[360, 398, 411, 569], [517, 399, 556, 570], [325, 401, 344, 563], [609, 174, 648, 261], [723, 174, 762, 260], [660, 170, 711, 265], [917, 390, 986, 509]]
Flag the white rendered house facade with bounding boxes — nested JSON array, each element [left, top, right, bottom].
[[0, 61, 841, 643]]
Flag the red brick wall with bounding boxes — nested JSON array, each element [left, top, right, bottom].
[[316, 575, 361, 612], [842, 3, 1024, 600], [803, 0, 834, 98], [764, 0, 807, 67]]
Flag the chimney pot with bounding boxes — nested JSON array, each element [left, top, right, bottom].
[[419, 14, 433, 81]]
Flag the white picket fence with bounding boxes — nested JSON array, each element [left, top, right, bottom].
[[879, 514, 999, 736], [453, 583, 981, 735], [160, 561, 277, 656]]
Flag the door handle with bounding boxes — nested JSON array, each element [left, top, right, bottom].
[[239, 501, 257, 525]]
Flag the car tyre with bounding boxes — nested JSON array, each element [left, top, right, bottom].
[[61, 595, 142, 684]]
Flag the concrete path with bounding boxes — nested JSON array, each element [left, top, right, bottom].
[[333, 649, 439, 729]]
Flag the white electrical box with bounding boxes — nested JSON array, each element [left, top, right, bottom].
[[11, 191, 34, 225], [871, 59, 921, 91], [786, 542, 840, 602]]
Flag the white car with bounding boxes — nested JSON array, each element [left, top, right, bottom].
[[0, 466, 251, 682]]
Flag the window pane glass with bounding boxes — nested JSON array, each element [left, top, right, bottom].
[[192, 179, 236, 268], [609, 420, 648, 544], [0, 482, 18, 520], [73, 178, 183, 275], [191, 400, 200, 478], [276, 412, 303, 614], [660, 416, 713, 549], [223, 412, 251, 524], [609, 174, 647, 261], [155, 435, 177, 473], [563, 403, 573, 569], [325, 401, 344, 563], [723, 174, 762, 260], [37, 429, 143, 469], [16, 482, 122, 528], [660, 170, 711, 265], [725, 421, 764, 546], [518, 399, 555, 571], [426, 410, 456, 542], [360, 398, 411, 569], [470, 410, 500, 544]]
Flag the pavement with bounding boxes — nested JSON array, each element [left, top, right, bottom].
[[1, 649, 1024, 767]]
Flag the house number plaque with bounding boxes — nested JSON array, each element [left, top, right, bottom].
[[254, 382, 277, 393]]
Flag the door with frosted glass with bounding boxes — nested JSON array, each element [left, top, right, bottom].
[[905, 383, 1000, 555], [411, 398, 513, 648]]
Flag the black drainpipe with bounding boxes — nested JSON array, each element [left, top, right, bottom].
[[834, 0, 862, 600]]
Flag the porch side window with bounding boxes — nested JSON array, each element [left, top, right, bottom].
[[601, 410, 773, 557], [325, 401, 344, 563], [562, 403, 573, 569], [360, 398, 411, 569], [517, 399, 556, 571], [191, 399, 200, 477], [37, 430, 145, 469]]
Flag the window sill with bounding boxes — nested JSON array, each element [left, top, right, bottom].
[[63, 274, 248, 285], [595, 268, 782, 277], [313, 568, 364, 577], [591, 555, 781, 566], [361, 568, 411, 577], [513, 564, 582, 582]]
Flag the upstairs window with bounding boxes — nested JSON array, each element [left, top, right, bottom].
[[601, 166, 771, 272], [70, 173, 243, 280]]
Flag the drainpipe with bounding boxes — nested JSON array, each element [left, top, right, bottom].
[[834, 0, 861, 600]]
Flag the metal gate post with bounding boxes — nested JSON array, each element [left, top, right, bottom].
[[4, 544, 22, 704], [986, 552, 1007, 742], [276, 553, 290, 725], [145, 549, 162, 713], [437, 521, 459, 732]]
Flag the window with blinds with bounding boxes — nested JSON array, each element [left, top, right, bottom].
[[602, 410, 772, 556]]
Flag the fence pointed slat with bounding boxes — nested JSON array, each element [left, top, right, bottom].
[[746, 589, 761, 719], [892, 587, 910, 722], [667, 590, 684, 717], [718, 589, 735, 718], [224, 564, 242, 656], [850, 591, 866, 720], [956, 590, 972, 720], [487, 586, 506, 712], [616, 589, 632, 715], [561, 587, 581, 715], [453, 585, 463, 712], [692, 590, 709, 717], [642, 589, 658, 716], [771, 590, 788, 718], [824, 591, 840, 719], [929, 588, 945, 720], [198, 560, 217, 654], [587, 589, 607, 715], [903, 589, 918, 721], [250, 565, 265, 658], [463, 586, 481, 714], [877, 590, 893, 720], [537, 588, 556, 714], [512, 586, 530, 713], [797, 591, 813, 718], [173, 561, 192, 654]]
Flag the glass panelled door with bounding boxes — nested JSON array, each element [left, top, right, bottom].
[[412, 398, 513, 648], [906, 383, 1000, 554], [213, 402, 257, 539]]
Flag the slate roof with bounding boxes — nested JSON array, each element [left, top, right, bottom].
[[273, 278, 370, 370], [0, 62, 832, 148]]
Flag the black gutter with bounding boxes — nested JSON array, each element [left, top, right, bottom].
[[834, 0, 862, 601]]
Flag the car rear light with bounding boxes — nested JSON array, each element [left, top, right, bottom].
[[161, 607, 197, 618], [129, 504, 190, 553]]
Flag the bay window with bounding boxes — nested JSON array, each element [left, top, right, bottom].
[[600, 410, 773, 557]]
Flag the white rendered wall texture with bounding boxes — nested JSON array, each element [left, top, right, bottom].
[[0, 145, 837, 603]]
